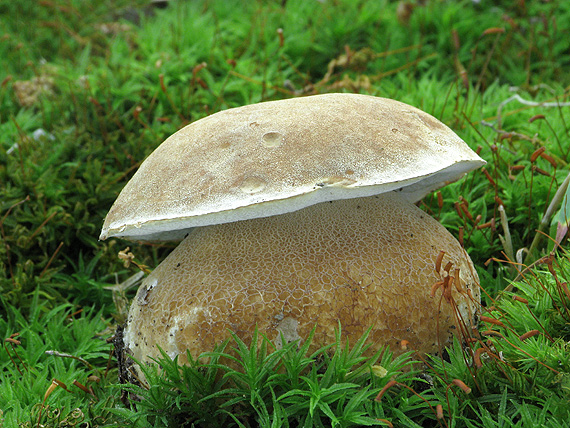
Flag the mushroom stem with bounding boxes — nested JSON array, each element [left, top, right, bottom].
[[122, 192, 480, 373]]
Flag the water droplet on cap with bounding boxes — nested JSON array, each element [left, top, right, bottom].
[[239, 176, 267, 194], [261, 131, 284, 148]]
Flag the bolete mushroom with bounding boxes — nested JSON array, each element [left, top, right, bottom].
[[101, 93, 485, 376]]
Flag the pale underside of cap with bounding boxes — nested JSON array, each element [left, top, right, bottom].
[[101, 93, 485, 241]]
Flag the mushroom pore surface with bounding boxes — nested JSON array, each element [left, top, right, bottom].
[[124, 193, 480, 367]]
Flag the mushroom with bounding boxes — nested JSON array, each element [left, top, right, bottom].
[[101, 93, 485, 375]]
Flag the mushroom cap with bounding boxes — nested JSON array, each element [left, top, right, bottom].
[[100, 93, 485, 241], [122, 193, 480, 367]]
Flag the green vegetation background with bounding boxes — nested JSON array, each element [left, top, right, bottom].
[[1, 0, 570, 427]]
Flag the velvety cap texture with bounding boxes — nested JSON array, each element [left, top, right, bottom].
[[101, 93, 485, 241]]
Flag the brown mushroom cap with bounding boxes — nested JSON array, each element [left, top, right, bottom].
[[124, 193, 480, 366], [100, 93, 484, 242]]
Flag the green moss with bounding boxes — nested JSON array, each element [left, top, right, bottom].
[[2, 0, 570, 425]]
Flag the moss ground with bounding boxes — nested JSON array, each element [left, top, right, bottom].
[[1, 1, 570, 426]]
